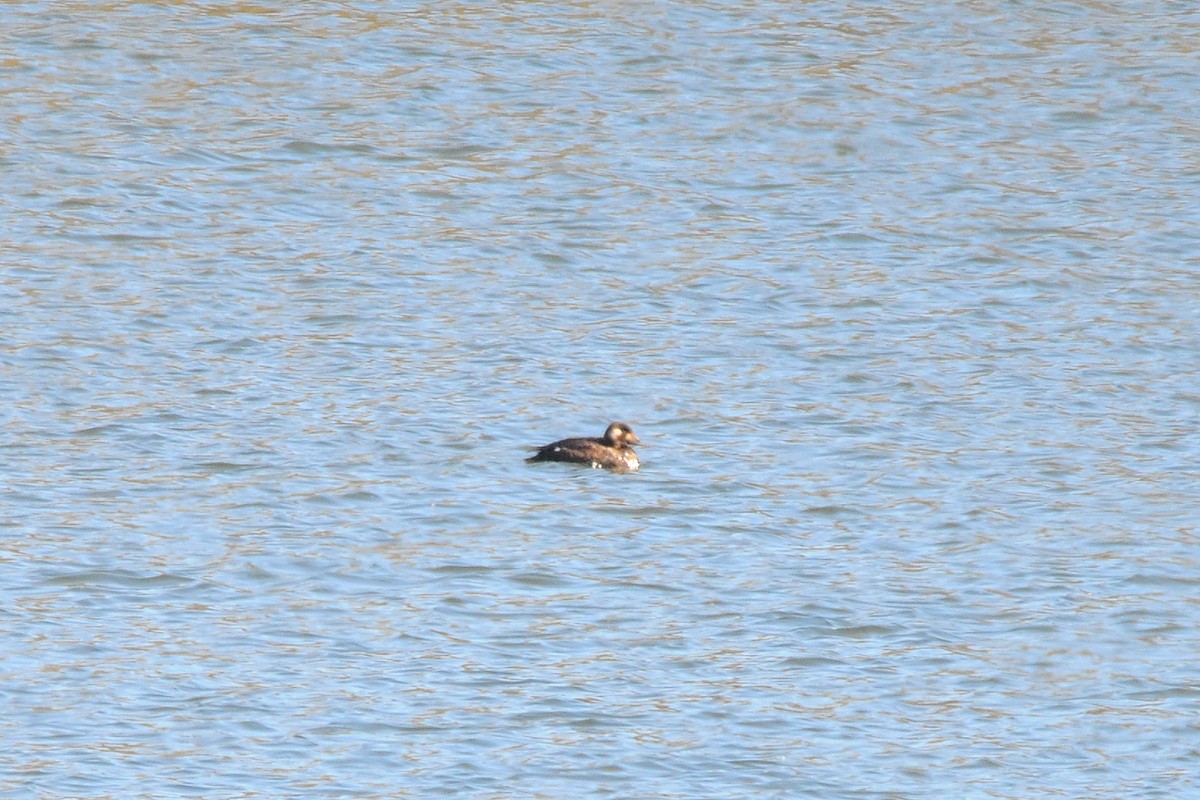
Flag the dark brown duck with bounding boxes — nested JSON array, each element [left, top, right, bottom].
[[526, 422, 641, 472]]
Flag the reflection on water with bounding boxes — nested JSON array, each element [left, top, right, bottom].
[[4, 2, 1199, 798]]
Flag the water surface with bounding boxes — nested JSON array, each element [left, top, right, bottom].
[[3, 3, 1199, 798]]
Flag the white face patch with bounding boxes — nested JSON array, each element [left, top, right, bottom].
[[553, 446, 561, 452]]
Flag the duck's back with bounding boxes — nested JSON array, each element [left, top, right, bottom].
[[526, 436, 604, 464], [526, 436, 639, 472]]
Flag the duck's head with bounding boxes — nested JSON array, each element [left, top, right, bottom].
[[603, 422, 640, 447]]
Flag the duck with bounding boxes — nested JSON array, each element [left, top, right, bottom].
[[526, 422, 641, 472]]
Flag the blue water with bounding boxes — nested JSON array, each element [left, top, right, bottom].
[[3, 3, 1199, 798]]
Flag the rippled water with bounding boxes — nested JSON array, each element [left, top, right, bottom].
[[4, 3, 1199, 798]]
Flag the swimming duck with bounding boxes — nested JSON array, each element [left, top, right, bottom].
[[526, 422, 641, 472]]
